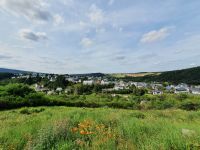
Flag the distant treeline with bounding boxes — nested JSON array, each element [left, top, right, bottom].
[[122, 66, 200, 85], [0, 73, 13, 81]]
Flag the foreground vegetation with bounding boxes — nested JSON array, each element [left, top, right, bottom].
[[0, 107, 200, 150]]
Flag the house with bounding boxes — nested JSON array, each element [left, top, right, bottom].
[[175, 83, 189, 94], [166, 85, 175, 91], [18, 75, 30, 79], [34, 84, 45, 92], [100, 80, 110, 85], [83, 80, 94, 85], [152, 90, 163, 95], [151, 83, 163, 89], [47, 90, 55, 95], [135, 82, 147, 88], [194, 85, 200, 88], [67, 77, 77, 83], [114, 85, 124, 90], [111, 94, 116, 97], [177, 83, 189, 89], [56, 87, 63, 92], [190, 88, 200, 94], [50, 77, 56, 82], [175, 87, 189, 94], [128, 82, 136, 86]]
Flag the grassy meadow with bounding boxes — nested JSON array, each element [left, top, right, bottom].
[[1, 107, 200, 150]]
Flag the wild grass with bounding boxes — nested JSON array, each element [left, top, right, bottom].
[[0, 107, 200, 150]]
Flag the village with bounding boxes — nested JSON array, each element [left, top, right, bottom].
[[12, 73, 200, 95]]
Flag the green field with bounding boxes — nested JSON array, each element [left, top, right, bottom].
[[1, 107, 200, 150]]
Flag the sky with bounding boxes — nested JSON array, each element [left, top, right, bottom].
[[0, 0, 200, 74]]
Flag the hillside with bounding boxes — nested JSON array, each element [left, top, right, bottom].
[[0, 68, 27, 74], [111, 72, 160, 78], [71, 73, 105, 77], [121, 66, 200, 85], [1, 66, 200, 84], [0, 72, 13, 81]]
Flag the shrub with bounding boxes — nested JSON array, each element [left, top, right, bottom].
[[5, 84, 35, 97], [20, 108, 31, 115], [131, 112, 146, 119], [176, 93, 188, 101], [180, 100, 200, 111], [25, 93, 49, 106], [149, 100, 168, 110], [161, 101, 174, 109], [20, 108, 45, 115], [32, 108, 45, 113]]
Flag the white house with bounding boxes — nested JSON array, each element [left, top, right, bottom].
[[175, 83, 189, 94], [35, 84, 45, 92], [136, 82, 147, 88], [50, 77, 56, 82], [67, 77, 76, 82], [47, 90, 55, 95], [56, 87, 63, 92], [114, 85, 124, 90], [100, 80, 110, 85], [83, 80, 94, 85], [152, 90, 163, 95], [176, 83, 189, 89], [190, 88, 200, 94], [175, 87, 189, 94], [151, 83, 163, 89]]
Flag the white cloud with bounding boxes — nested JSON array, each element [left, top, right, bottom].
[[112, 23, 123, 32], [140, 27, 173, 43], [0, 0, 51, 23], [96, 28, 106, 33], [88, 4, 104, 25], [190, 63, 196, 66], [108, 0, 115, 5], [19, 29, 47, 42], [80, 37, 93, 48], [61, 0, 74, 6], [1, 0, 200, 73], [53, 14, 64, 25]]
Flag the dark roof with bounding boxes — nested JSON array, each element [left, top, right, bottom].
[[176, 87, 188, 91]]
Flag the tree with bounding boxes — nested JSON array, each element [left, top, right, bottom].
[[5, 84, 35, 97]]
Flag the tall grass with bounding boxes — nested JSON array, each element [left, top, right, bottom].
[[0, 107, 200, 150]]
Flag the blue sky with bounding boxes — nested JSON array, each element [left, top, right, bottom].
[[0, 0, 200, 74]]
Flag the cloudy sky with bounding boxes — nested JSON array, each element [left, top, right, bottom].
[[0, 0, 200, 74]]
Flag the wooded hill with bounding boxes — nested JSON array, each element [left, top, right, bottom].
[[120, 66, 200, 85]]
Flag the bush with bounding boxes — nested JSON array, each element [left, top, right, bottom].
[[176, 94, 188, 101], [25, 93, 48, 106], [180, 100, 200, 111], [32, 108, 45, 113], [131, 112, 146, 119], [149, 100, 173, 110], [5, 84, 35, 97], [20, 107, 45, 115], [20, 108, 31, 115]]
